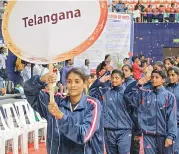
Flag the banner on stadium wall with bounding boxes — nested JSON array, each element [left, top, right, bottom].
[[74, 12, 134, 71]]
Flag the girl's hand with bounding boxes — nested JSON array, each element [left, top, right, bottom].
[[48, 102, 64, 119], [40, 73, 57, 84]]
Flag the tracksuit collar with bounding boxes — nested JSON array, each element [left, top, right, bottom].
[[152, 86, 165, 93], [62, 93, 87, 111], [112, 85, 124, 91]]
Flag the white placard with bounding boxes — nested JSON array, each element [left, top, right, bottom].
[[2, 1, 108, 64]]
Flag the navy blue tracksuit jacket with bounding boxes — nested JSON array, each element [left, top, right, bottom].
[[123, 76, 135, 88], [24, 76, 104, 154], [89, 80, 132, 154], [124, 81, 177, 153], [89, 80, 132, 129], [166, 82, 179, 153], [102, 85, 132, 130], [89, 78, 110, 103], [124, 81, 177, 139]]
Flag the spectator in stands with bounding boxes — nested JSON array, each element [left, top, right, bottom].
[[81, 59, 90, 76], [152, 7, 159, 22], [60, 58, 74, 87], [138, 0, 145, 11], [169, 3, 176, 22], [137, 0, 145, 22], [159, 5, 165, 22], [146, 5, 153, 22], [133, 4, 141, 22], [115, 0, 127, 13], [24, 68, 104, 154]]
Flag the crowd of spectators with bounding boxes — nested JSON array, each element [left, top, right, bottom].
[[109, 0, 179, 22]]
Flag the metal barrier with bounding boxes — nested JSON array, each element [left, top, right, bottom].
[[132, 12, 179, 23]]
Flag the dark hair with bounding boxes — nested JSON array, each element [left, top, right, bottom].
[[65, 59, 70, 64], [164, 57, 175, 66], [111, 69, 125, 79], [101, 61, 107, 69], [85, 59, 89, 65], [21, 60, 28, 65], [3, 1, 7, 4], [96, 61, 107, 77], [66, 67, 88, 82], [90, 73, 95, 78], [167, 66, 179, 75], [96, 64, 101, 77], [42, 64, 48, 68], [0, 47, 5, 54], [123, 58, 129, 63], [105, 54, 111, 60], [132, 56, 138, 62], [154, 61, 163, 68], [139, 55, 145, 59], [134, 4, 140, 10], [122, 64, 133, 72], [151, 69, 167, 79]]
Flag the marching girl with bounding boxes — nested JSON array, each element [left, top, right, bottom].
[[166, 66, 179, 154], [124, 69, 177, 154], [89, 61, 112, 102], [122, 64, 135, 87], [89, 69, 133, 154], [24, 67, 104, 154]]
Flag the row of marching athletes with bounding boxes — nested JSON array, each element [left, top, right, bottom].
[[89, 64, 179, 154], [23, 64, 179, 154]]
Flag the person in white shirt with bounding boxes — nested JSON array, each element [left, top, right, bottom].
[[21, 62, 31, 82], [0, 47, 7, 79], [40, 64, 60, 82], [81, 59, 90, 76], [33, 64, 43, 76], [133, 4, 141, 22], [0, 47, 7, 70]]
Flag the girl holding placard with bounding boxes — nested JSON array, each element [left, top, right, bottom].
[[24, 67, 104, 154]]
